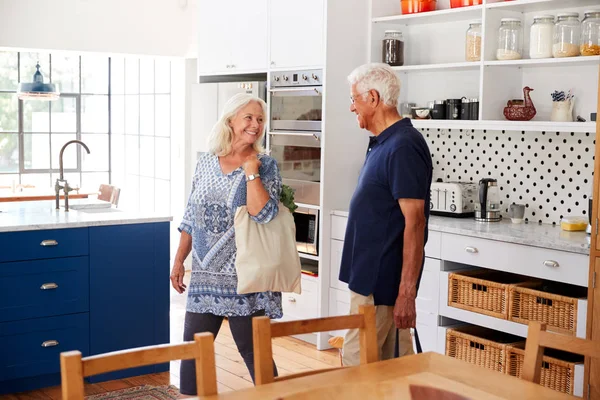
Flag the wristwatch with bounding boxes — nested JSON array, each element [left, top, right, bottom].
[[246, 173, 261, 182]]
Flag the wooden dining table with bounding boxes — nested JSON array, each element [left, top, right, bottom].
[[197, 352, 574, 400]]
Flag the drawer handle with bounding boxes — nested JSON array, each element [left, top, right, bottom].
[[543, 260, 559, 268], [40, 240, 58, 247], [465, 246, 478, 254], [40, 283, 58, 290], [41, 340, 59, 348], [288, 297, 297, 303]]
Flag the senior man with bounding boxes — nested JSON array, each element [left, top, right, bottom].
[[340, 63, 432, 365]]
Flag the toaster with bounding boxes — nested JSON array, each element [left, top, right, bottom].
[[430, 182, 478, 217]]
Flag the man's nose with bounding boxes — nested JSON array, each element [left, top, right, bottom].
[[350, 103, 356, 112]]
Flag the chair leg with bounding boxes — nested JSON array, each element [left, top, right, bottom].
[[194, 332, 218, 396], [253, 316, 275, 385], [358, 305, 378, 364], [60, 351, 85, 400]]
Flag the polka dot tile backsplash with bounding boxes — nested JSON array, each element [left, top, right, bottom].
[[419, 128, 596, 225]]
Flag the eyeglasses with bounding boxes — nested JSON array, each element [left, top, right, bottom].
[[350, 90, 371, 104]]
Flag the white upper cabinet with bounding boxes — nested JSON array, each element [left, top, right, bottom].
[[198, 0, 268, 75], [269, 0, 325, 69]]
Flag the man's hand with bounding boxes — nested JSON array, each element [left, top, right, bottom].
[[393, 293, 416, 329]]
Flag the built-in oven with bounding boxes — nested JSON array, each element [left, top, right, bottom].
[[268, 69, 323, 206], [293, 206, 319, 257]]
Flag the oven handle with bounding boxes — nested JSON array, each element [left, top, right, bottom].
[[268, 131, 321, 142], [269, 87, 322, 95]]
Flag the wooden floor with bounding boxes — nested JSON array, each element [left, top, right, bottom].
[[2, 272, 339, 399]]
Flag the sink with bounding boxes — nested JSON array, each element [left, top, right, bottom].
[[65, 200, 112, 210], [77, 208, 123, 214]]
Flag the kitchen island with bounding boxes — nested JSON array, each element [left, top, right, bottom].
[[0, 201, 172, 394]]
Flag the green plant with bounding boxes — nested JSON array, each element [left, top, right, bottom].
[[280, 184, 298, 214]]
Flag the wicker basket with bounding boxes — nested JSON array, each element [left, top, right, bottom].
[[506, 343, 583, 394], [446, 325, 524, 373], [509, 283, 587, 336], [448, 269, 540, 319]]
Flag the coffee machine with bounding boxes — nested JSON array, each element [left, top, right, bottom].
[[475, 178, 502, 222], [587, 197, 593, 234]]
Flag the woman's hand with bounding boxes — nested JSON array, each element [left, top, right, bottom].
[[170, 261, 187, 294], [242, 154, 261, 176]]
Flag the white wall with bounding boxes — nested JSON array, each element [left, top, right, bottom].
[[0, 0, 197, 57]]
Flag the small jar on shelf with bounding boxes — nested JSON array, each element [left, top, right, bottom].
[[496, 18, 523, 60], [382, 30, 404, 66], [465, 20, 482, 61], [553, 13, 581, 58], [529, 15, 554, 59], [580, 10, 600, 56]]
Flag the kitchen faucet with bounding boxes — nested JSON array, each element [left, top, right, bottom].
[[55, 140, 90, 211]]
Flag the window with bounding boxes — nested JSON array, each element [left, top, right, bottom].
[[0, 51, 172, 214]]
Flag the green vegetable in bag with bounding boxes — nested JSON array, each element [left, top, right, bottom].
[[280, 184, 298, 214]]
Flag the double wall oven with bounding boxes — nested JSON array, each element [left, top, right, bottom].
[[268, 69, 323, 258]]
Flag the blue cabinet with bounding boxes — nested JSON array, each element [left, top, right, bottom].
[[89, 222, 170, 382], [0, 222, 170, 394]]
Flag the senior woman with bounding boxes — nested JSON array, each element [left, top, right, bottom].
[[170, 93, 281, 395]]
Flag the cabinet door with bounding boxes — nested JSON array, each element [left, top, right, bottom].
[[229, 0, 268, 72], [197, 1, 233, 74], [270, 0, 325, 69], [329, 239, 348, 291]]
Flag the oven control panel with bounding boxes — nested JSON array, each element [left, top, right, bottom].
[[271, 69, 322, 87]]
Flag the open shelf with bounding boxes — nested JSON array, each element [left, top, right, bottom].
[[392, 61, 481, 72], [486, 0, 600, 12], [372, 5, 482, 26], [412, 119, 596, 133], [299, 252, 319, 261], [484, 56, 600, 68]]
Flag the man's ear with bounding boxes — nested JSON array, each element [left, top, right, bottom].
[[370, 89, 381, 107]]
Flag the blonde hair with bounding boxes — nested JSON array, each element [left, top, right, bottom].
[[207, 93, 267, 156], [347, 63, 401, 107]]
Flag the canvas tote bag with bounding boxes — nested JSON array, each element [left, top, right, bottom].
[[234, 202, 302, 294]]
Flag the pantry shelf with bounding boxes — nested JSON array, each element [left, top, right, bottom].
[[372, 5, 482, 26], [412, 119, 596, 133], [392, 61, 481, 72], [486, 0, 600, 13], [484, 56, 600, 68]]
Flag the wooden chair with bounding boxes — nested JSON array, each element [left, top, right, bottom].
[[523, 321, 600, 384], [98, 184, 121, 207], [252, 304, 378, 385], [60, 332, 217, 399]]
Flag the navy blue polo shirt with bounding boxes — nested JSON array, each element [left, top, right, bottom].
[[339, 118, 432, 306]]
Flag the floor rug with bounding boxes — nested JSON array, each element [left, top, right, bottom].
[[85, 385, 180, 400]]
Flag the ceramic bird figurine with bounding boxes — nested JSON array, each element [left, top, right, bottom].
[[504, 86, 536, 121]]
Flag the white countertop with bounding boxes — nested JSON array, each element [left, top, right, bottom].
[[331, 210, 590, 255], [0, 200, 173, 233]]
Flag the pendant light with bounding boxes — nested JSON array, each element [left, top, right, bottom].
[[17, 62, 60, 101]]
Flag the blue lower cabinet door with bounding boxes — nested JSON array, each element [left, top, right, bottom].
[[0, 257, 89, 322], [89, 222, 170, 382], [0, 313, 89, 382]]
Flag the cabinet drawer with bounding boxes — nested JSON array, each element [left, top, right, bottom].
[[0, 313, 89, 381], [282, 276, 318, 321], [0, 228, 89, 263], [416, 258, 440, 314], [331, 215, 348, 241], [329, 287, 350, 337], [329, 239, 348, 291], [425, 230, 441, 259], [440, 233, 589, 287], [0, 257, 89, 322], [416, 312, 439, 353]]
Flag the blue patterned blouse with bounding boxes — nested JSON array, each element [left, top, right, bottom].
[[178, 152, 283, 318]]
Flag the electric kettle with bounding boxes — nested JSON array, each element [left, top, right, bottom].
[[475, 178, 502, 222]]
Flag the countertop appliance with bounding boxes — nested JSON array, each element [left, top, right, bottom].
[[294, 206, 319, 256], [430, 181, 477, 217], [587, 197, 593, 234], [475, 178, 502, 222]]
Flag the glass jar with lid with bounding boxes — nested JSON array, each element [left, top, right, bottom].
[[465, 20, 482, 61], [553, 13, 581, 57], [529, 15, 554, 59], [580, 10, 600, 56], [382, 30, 404, 66], [496, 18, 523, 60]]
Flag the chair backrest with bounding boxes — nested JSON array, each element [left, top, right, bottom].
[[523, 321, 600, 383], [60, 332, 217, 399], [252, 304, 377, 385], [98, 184, 121, 207]]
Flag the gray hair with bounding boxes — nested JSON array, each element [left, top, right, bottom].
[[347, 63, 401, 107], [207, 93, 267, 156]]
